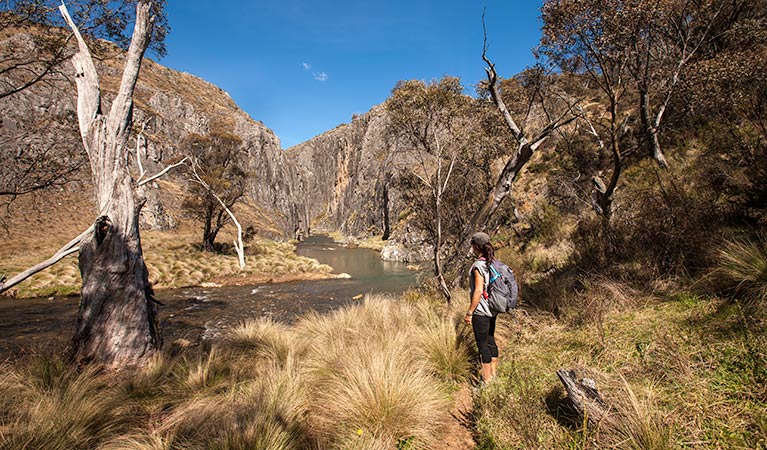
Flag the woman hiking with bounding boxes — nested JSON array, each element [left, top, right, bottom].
[[464, 232, 499, 384]]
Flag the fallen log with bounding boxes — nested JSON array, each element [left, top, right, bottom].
[[556, 368, 610, 423]]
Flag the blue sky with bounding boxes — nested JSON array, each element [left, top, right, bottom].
[[161, 1, 544, 149]]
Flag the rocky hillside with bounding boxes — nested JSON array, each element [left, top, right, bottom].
[[1, 23, 428, 258], [285, 106, 432, 261], [287, 108, 393, 237], [1, 23, 294, 238]]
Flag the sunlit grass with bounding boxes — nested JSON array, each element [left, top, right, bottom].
[[1, 229, 333, 298], [3, 273, 762, 449], [0, 293, 467, 449], [472, 280, 767, 449], [717, 233, 767, 312]]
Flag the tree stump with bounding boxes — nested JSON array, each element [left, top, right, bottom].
[[556, 368, 609, 423]]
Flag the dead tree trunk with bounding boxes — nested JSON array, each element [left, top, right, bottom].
[[639, 89, 669, 169], [556, 368, 610, 424], [189, 158, 246, 269], [588, 93, 624, 223], [434, 190, 452, 302], [60, 1, 160, 366]]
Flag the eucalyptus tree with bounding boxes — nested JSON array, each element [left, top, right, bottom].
[[181, 132, 247, 254], [62, 0, 169, 366], [454, 15, 579, 256], [542, 0, 721, 169], [0, 0, 170, 367], [541, 0, 728, 222], [540, 0, 632, 222], [0, 0, 167, 99], [385, 77, 474, 301], [0, 0, 168, 208]]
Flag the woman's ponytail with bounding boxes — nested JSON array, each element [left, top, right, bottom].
[[481, 242, 494, 274]]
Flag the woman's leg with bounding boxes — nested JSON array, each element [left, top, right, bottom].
[[472, 315, 494, 383], [488, 316, 499, 379]]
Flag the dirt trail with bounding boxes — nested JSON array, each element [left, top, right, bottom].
[[435, 383, 475, 449]]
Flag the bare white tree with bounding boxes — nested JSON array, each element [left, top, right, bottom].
[[188, 158, 246, 269], [0, 1, 176, 367], [454, 14, 578, 254]]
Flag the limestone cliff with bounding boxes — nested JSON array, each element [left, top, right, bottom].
[[287, 108, 391, 236], [285, 108, 431, 261]]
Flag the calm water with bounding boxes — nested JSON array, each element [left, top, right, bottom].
[[0, 235, 419, 356]]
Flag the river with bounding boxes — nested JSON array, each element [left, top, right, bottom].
[[0, 235, 421, 357]]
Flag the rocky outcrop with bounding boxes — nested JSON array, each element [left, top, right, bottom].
[[381, 236, 432, 263], [285, 107, 431, 261], [287, 108, 393, 236], [128, 59, 289, 237]]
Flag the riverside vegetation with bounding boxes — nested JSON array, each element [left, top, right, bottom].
[[0, 238, 765, 449], [0, 225, 334, 299]]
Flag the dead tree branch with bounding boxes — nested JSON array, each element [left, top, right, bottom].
[[137, 157, 188, 187], [0, 225, 93, 294], [452, 13, 578, 260]]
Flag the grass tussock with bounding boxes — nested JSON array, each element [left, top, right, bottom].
[[716, 233, 767, 312], [609, 378, 673, 450], [0, 293, 469, 449], [0, 360, 133, 450]]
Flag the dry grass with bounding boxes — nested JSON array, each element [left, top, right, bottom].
[[608, 377, 673, 450], [0, 226, 333, 298], [716, 233, 767, 312], [0, 175, 332, 298], [472, 282, 767, 449], [0, 360, 133, 450], [0, 293, 468, 449], [291, 296, 458, 447], [309, 335, 449, 448]]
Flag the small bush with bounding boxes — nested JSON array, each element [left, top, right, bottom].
[[571, 161, 722, 282], [528, 200, 566, 246]]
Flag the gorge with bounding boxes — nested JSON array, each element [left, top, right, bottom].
[[0, 23, 431, 264]]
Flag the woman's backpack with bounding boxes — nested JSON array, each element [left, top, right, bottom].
[[486, 260, 519, 314]]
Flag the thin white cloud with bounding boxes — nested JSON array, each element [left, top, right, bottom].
[[301, 62, 329, 82]]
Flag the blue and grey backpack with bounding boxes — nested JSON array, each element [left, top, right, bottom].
[[486, 260, 519, 314]]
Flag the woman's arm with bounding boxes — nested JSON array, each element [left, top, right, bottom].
[[464, 268, 484, 325]]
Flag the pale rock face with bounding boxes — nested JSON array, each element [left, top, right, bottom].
[[381, 241, 432, 263], [285, 106, 430, 260], [0, 29, 430, 258], [139, 184, 176, 231]]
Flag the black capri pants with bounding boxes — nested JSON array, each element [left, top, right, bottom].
[[471, 314, 498, 364]]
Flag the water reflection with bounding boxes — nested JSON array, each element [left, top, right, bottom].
[[295, 235, 417, 293]]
